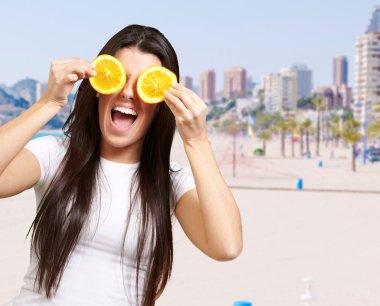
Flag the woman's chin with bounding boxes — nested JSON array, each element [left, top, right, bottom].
[[103, 133, 132, 149]]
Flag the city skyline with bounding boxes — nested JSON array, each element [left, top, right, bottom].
[[0, 1, 376, 92]]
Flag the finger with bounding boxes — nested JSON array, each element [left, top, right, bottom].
[[187, 90, 206, 106], [172, 82, 205, 106], [58, 61, 96, 79], [72, 63, 94, 78], [163, 97, 181, 118], [58, 57, 94, 66], [66, 74, 79, 83], [168, 87, 199, 113], [62, 63, 96, 79], [164, 90, 191, 115], [85, 69, 97, 77], [54, 58, 95, 72]]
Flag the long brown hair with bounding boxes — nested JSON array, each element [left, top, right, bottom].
[[28, 25, 180, 306]]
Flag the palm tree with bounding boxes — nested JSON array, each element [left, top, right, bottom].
[[368, 102, 380, 140], [222, 110, 246, 177], [288, 118, 298, 158], [368, 121, 380, 139], [330, 112, 341, 147], [341, 118, 362, 172], [298, 123, 305, 156], [222, 117, 246, 135], [255, 111, 274, 155], [256, 129, 273, 156], [273, 113, 288, 157], [324, 116, 331, 149], [312, 96, 326, 157], [302, 118, 313, 156], [329, 112, 342, 159]]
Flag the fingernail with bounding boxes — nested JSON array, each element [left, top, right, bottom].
[[91, 70, 97, 76], [91, 63, 96, 68]]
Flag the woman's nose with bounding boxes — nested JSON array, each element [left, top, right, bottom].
[[120, 78, 136, 101]]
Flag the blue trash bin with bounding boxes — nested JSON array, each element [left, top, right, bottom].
[[297, 178, 303, 190], [233, 301, 252, 306]]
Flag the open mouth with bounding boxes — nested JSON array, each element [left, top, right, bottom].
[[111, 107, 138, 130]]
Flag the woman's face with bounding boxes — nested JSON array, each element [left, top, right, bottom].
[[98, 47, 161, 163]]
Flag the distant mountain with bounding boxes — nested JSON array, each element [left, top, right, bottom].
[[1, 78, 83, 129], [0, 83, 22, 99], [0, 87, 29, 108], [11, 78, 38, 104]]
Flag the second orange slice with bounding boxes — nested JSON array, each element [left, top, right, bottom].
[[137, 66, 177, 104]]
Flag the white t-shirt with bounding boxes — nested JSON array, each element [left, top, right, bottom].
[[11, 135, 196, 306]]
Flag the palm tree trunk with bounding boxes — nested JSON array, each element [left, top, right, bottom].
[[325, 125, 330, 148], [306, 131, 310, 154], [263, 140, 266, 156], [300, 131, 304, 156], [291, 137, 295, 158], [332, 136, 339, 158], [281, 131, 286, 157], [352, 144, 356, 172], [316, 110, 320, 156]]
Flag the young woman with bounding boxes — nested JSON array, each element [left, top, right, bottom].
[[0, 25, 243, 306]]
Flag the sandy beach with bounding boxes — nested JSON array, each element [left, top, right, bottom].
[[1, 132, 380, 306]]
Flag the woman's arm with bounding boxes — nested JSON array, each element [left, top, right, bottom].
[[164, 83, 243, 260], [0, 100, 62, 176], [0, 58, 96, 198], [0, 100, 63, 198]]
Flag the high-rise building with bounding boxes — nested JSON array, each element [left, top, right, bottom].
[[355, 6, 380, 127], [246, 76, 256, 93], [223, 67, 247, 99], [366, 6, 380, 33], [314, 84, 352, 110], [280, 69, 298, 111], [333, 56, 348, 85], [262, 70, 297, 113], [287, 64, 313, 99], [200, 69, 216, 102], [262, 73, 278, 112], [179, 76, 193, 90]]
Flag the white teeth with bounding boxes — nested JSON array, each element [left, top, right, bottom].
[[112, 106, 137, 116]]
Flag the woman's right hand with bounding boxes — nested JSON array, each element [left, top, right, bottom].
[[42, 58, 97, 108]]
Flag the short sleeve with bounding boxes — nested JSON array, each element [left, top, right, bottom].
[[24, 135, 65, 187], [170, 161, 196, 206]]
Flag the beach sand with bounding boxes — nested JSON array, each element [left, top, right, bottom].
[[1, 132, 380, 306]]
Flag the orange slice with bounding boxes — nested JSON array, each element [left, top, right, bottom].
[[89, 54, 126, 95], [137, 66, 177, 104]]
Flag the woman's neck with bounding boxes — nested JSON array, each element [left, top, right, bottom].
[[100, 138, 141, 164]]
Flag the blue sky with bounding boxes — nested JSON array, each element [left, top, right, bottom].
[[0, 0, 376, 92]]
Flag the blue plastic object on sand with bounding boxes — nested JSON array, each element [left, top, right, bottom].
[[297, 178, 303, 190], [233, 302, 252, 306]]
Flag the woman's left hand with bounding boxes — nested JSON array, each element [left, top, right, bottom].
[[164, 82, 208, 144]]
